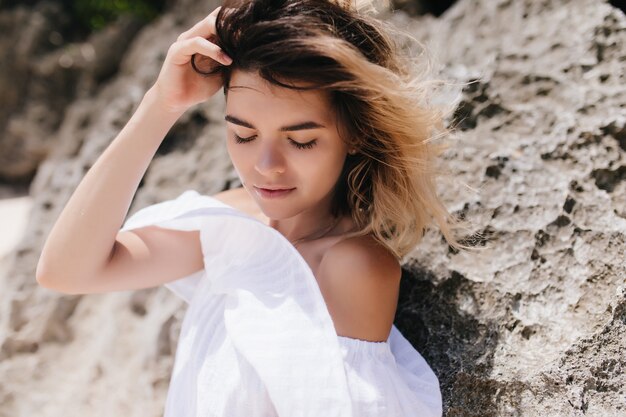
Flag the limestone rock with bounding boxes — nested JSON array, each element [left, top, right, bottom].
[[386, 1, 626, 415], [0, 1, 144, 183]]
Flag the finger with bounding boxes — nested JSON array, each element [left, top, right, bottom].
[[177, 7, 221, 42], [170, 36, 231, 66]]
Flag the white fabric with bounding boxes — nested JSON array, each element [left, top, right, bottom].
[[120, 189, 442, 417]]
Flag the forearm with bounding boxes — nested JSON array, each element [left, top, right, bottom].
[[37, 87, 184, 285]]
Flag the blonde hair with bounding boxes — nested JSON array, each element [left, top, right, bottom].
[[196, 0, 470, 259]]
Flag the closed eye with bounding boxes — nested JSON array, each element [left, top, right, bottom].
[[232, 134, 317, 150]]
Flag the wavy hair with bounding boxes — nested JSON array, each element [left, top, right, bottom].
[[192, 0, 468, 260]]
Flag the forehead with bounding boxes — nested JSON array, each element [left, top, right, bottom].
[[226, 70, 333, 121]]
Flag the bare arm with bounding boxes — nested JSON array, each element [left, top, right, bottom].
[[36, 6, 231, 293], [36, 88, 184, 291]]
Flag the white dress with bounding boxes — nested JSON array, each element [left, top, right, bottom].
[[120, 190, 443, 417]]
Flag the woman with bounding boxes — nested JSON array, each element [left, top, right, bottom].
[[37, 0, 464, 415]]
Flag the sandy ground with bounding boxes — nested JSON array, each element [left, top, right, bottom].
[[0, 187, 33, 279]]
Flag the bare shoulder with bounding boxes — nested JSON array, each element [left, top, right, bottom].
[[316, 234, 401, 342], [322, 234, 400, 275]]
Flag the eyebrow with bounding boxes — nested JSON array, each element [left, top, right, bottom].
[[224, 115, 325, 131]]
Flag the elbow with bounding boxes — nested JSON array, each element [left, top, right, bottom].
[[35, 254, 57, 288], [35, 258, 52, 288], [36, 274, 81, 295], [35, 261, 79, 295], [35, 268, 63, 293]]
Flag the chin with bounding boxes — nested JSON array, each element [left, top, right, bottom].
[[256, 204, 292, 220], [257, 197, 306, 220]]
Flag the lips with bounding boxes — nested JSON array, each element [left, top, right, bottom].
[[255, 185, 295, 191], [253, 186, 296, 199]]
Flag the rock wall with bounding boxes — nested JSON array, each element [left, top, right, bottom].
[[0, 1, 147, 183], [0, 0, 623, 416], [388, 1, 626, 415]]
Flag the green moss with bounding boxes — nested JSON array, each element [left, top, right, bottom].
[[71, 0, 166, 32]]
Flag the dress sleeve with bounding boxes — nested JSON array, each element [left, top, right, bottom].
[[119, 189, 231, 304], [338, 326, 443, 417]]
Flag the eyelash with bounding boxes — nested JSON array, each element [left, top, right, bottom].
[[233, 134, 318, 150]]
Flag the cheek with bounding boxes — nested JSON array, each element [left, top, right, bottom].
[[304, 151, 347, 187], [321, 153, 345, 176], [322, 143, 348, 170]]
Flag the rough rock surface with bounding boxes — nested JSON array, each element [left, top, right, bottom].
[[387, 1, 626, 415], [0, 0, 624, 416], [0, 1, 145, 183]]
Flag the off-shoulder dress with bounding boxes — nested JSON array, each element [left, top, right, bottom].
[[120, 190, 442, 417]]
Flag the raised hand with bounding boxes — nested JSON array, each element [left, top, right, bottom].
[[151, 6, 232, 115]]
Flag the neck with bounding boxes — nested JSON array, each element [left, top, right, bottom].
[[268, 193, 338, 244]]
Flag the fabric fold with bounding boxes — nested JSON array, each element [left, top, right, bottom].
[[120, 190, 354, 416]]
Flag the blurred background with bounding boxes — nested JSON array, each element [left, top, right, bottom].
[[0, 0, 624, 416]]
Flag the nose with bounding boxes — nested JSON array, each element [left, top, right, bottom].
[[254, 140, 286, 175]]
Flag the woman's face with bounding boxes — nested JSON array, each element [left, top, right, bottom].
[[224, 70, 349, 220]]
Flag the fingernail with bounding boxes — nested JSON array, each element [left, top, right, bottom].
[[221, 54, 232, 65]]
